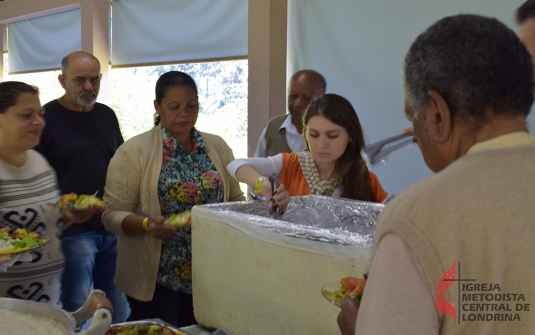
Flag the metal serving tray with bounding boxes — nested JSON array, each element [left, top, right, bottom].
[[109, 320, 186, 334]]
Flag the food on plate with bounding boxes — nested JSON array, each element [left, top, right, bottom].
[[0, 309, 67, 335], [322, 276, 366, 306], [0, 228, 49, 254], [9, 228, 39, 240], [105, 324, 184, 335], [165, 210, 191, 228], [56, 192, 106, 210], [74, 193, 106, 210], [55, 192, 78, 208]]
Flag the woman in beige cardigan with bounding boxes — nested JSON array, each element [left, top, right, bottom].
[[103, 71, 244, 327]]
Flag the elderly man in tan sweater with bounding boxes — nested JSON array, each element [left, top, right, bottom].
[[338, 14, 535, 335]]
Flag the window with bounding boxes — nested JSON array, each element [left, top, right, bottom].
[[3, 54, 64, 105], [3, 54, 248, 162], [3, 54, 249, 193], [108, 60, 248, 162]]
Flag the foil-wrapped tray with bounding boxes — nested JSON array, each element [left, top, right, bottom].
[[199, 195, 384, 247]]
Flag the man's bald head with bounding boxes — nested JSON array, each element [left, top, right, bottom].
[[290, 70, 326, 92], [288, 69, 326, 133], [61, 51, 101, 76]]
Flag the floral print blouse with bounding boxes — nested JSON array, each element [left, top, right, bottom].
[[156, 126, 224, 293]]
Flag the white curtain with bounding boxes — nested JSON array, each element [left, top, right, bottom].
[[111, 0, 248, 67], [287, 0, 528, 195], [7, 9, 81, 73]]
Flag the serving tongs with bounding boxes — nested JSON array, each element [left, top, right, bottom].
[[362, 131, 415, 165], [269, 173, 281, 220]]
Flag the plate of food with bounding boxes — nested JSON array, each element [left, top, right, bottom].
[[321, 276, 366, 307], [0, 228, 50, 255], [105, 322, 186, 335], [56, 192, 106, 211], [165, 210, 191, 228]]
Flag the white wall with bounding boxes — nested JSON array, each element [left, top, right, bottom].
[[288, 0, 530, 196]]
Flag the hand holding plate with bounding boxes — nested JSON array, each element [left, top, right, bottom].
[[146, 216, 177, 239], [64, 207, 104, 224], [337, 298, 360, 335]]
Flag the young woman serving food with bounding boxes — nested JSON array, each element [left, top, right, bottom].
[[227, 94, 388, 213]]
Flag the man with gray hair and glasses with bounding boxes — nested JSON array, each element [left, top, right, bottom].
[[338, 14, 535, 335]]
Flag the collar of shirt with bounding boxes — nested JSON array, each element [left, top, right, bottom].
[[161, 126, 206, 153], [279, 114, 302, 136], [466, 131, 535, 155]]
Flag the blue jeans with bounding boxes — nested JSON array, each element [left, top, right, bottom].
[[60, 232, 130, 323]]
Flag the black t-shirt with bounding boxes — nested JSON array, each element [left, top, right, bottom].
[[35, 100, 124, 236]]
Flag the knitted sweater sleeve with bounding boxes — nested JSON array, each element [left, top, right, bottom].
[[202, 132, 245, 202], [220, 140, 246, 202], [102, 142, 143, 235]]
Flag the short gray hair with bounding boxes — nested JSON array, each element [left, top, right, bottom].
[[403, 14, 534, 122]]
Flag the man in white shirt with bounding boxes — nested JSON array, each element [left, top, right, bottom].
[[253, 70, 326, 157]]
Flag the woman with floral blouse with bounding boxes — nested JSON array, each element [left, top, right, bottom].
[[103, 71, 244, 327]]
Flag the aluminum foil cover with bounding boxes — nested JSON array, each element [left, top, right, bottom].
[[200, 195, 384, 247]]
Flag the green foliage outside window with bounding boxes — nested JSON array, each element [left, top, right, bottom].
[[2, 55, 248, 161]]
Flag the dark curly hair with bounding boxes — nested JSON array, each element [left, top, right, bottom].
[[403, 14, 534, 123], [153, 71, 198, 126], [0, 81, 39, 114], [302, 94, 374, 202]]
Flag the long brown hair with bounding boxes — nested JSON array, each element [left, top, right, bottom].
[[302, 94, 374, 201]]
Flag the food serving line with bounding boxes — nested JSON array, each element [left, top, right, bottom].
[[1, 195, 382, 335]]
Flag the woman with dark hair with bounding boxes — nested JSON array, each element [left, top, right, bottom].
[[0, 81, 64, 304], [102, 71, 244, 327], [228, 94, 387, 213]]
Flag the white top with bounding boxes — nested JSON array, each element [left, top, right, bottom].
[[227, 153, 343, 197], [355, 132, 535, 335], [253, 115, 308, 158], [0, 150, 63, 307]]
